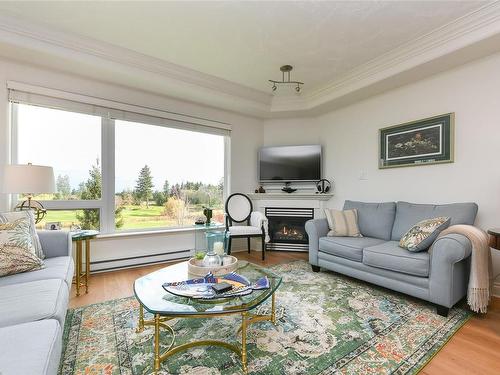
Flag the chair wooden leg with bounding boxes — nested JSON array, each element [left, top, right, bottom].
[[227, 236, 232, 255], [247, 237, 251, 253], [261, 236, 265, 260]]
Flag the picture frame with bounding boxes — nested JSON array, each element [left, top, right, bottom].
[[45, 221, 62, 230], [379, 113, 454, 169]]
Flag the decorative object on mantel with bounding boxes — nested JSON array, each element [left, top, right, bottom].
[[254, 185, 266, 193], [281, 182, 297, 194], [268, 65, 304, 93], [202, 207, 213, 225], [187, 255, 238, 277], [316, 179, 332, 194], [379, 113, 454, 169], [2, 163, 56, 223]]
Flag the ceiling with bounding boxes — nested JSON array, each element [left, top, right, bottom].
[[0, 1, 499, 117]]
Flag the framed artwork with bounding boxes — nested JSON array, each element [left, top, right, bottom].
[[45, 221, 61, 230], [379, 113, 454, 169]]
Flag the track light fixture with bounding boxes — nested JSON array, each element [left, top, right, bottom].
[[269, 65, 304, 93]]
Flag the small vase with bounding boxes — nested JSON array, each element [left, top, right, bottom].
[[203, 251, 221, 267]]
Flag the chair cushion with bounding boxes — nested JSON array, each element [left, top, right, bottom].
[[363, 241, 430, 277], [319, 236, 386, 262], [0, 279, 69, 328], [343, 201, 396, 240], [0, 256, 74, 288], [0, 320, 61, 375], [228, 226, 262, 236], [391, 201, 478, 241]]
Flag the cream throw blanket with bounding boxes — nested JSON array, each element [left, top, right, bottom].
[[432, 225, 492, 313]]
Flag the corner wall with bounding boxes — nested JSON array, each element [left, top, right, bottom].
[[264, 52, 500, 294]]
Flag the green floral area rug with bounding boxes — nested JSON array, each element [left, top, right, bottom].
[[60, 261, 471, 375]]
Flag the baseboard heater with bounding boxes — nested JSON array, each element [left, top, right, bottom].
[[90, 249, 192, 273]]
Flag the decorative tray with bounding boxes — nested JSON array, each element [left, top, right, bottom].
[[187, 255, 238, 277], [162, 272, 269, 299]]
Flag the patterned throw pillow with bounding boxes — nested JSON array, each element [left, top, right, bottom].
[[0, 213, 44, 276], [399, 216, 451, 252], [324, 208, 362, 237], [0, 211, 44, 259]]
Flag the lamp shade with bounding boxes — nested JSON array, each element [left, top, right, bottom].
[[2, 164, 56, 194]]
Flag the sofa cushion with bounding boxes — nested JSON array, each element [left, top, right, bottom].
[[343, 201, 396, 240], [399, 216, 451, 252], [0, 320, 61, 375], [324, 208, 362, 237], [391, 201, 478, 241], [363, 241, 430, 277], [319, 236, 386, 262], [0, 279, 69, 328], [0, 256, 74, 288]]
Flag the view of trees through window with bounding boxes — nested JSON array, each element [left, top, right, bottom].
[[15, 104, 225, 232], [114, 120, 225, 230]]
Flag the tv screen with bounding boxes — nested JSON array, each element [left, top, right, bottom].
[[259, 145, 322, 182]]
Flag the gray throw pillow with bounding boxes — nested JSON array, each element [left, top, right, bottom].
[[399, 216, 451, 252]]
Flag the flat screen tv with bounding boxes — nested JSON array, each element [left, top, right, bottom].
[[259, 145, 322, 182]]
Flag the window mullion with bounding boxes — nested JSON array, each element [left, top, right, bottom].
[[101, 117, 115, 234]]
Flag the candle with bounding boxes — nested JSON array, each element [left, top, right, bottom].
[[213, 241, 224, 256]]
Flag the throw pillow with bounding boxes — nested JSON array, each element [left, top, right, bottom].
[[399, 216, 451, 252], [0, 214, 44, 276], [324, 208, 362, 237], [0, 211, 44, 259]]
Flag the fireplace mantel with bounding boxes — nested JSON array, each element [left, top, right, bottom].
[[247, 193, 334, 201]]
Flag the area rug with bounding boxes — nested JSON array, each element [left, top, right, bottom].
[[60, 261, 471, 375]]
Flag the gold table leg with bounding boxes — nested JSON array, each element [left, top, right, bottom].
[[75, 240, 82, 297], [241, 312, 248, 374], [136, 304, 145, 333], [154, 314, 161, 372], [85, 238, 90, 294]]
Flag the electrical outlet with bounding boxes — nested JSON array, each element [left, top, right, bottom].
[[359, 171, 368, 180]]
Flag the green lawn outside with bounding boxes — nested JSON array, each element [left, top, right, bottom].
[[37, 204, 224, 231]]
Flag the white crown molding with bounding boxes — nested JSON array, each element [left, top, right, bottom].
[[273, 2, 500, 113], [0, 13, 272, 111], [1, 3, 500, 118]]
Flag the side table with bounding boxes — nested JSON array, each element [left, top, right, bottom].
[[71, 230, 99, 296], [487, 228, 500, 250]]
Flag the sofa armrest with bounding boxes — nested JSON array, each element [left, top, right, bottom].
[[305, 218, 329, 266], [429, 233, 472, 307], [37, 230, 72, 258]]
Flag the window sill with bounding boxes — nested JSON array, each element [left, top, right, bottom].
[[97, 224, 225, 240], [98, 227, 198, 239]]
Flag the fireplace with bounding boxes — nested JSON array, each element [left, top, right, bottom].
[[266, 207, 314, 252]]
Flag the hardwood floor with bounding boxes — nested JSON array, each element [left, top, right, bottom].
[[69, 251, 500, 374]]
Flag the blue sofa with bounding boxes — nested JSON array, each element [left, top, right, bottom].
[[305, 201, 478, 316], [0, 231, 73, 375]]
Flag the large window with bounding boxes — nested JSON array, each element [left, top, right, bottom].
[[12, 100, 228, 233], [115, 120, 224, 230]]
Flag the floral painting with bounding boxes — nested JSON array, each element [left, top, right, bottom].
[[379, 113, 454, 168]]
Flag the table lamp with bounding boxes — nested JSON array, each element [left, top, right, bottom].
[[2, 163, 56, 223]]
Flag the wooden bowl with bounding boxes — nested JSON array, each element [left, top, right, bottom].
[[188, 255, 238, 277]]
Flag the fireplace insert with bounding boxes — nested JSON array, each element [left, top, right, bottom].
[[266, 207, 314, 252]]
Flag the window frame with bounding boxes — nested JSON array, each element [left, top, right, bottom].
[[10, 102, 230, 235]]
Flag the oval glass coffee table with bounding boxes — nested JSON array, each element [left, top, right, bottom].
[[133, 260, 282, 374]]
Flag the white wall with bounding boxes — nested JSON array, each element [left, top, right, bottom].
[[0, 57, 264, 268], [264, 52, 500, 293]]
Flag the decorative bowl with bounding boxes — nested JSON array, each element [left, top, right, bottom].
[[187, 255, 238, 277]]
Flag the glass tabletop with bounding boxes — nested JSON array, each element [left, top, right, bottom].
[[134, 261, 282, 316], [71, 230, 99, 240]]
